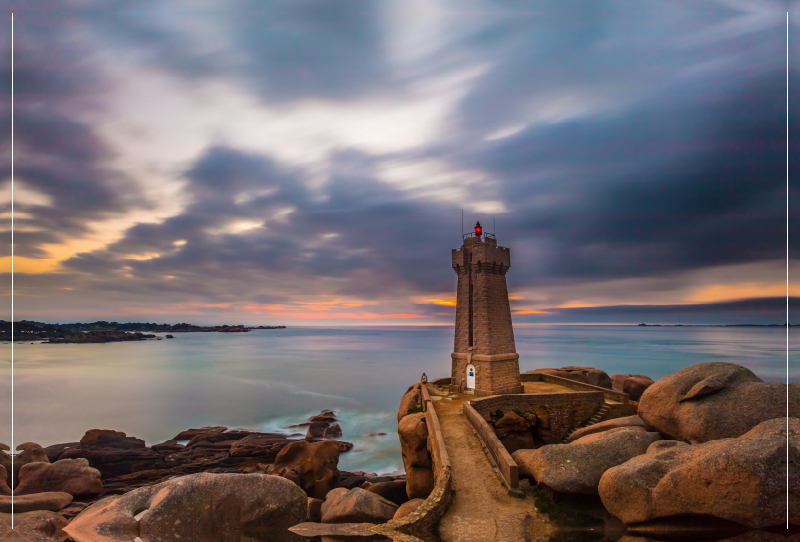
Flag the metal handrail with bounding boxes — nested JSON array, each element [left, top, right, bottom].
[[462, 231, 496, 241]]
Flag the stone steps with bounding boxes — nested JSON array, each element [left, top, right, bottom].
[[559, 404, 611, 444]]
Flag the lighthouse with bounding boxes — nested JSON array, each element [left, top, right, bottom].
[[450, 222, 523, 396]]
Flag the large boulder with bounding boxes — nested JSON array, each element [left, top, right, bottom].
[[526, 367, 612, 389], [0, 466, 8, 496], [493, 411, 535, 454], [43, 442, 81, 463], [16, 459, 102, 497], [512, 427, 661, 494], [404, 466, 434, 500], [323, 423, 343, 439], [363, 479, 409, 506], [398, 413, 430, 468], [320, 487, 398, 524], [59, 430, 166, 480], [76, 430, 146, 452], [611, 374, 655, 401], [151, 439, 185, 454], [172, 426, 227, 440], [493, 411, 527, 438], [638, 362, 800, 443], [500, 431, 536, 454], [398, 412, 433, 499], [339, 471, 369, 490], [80, 430, 127, 447], [13, 443, 50, 489], [307, 497, 323, 522], [393, 498, 424, 521], [0, 492, 72, 513], [268, 440, 342, 499], [306, 422, 329, 439], [566, 415, 646, 443], [0, 444, 9, 488], [398, 384, 423, 422], [599, 418, 799, 529], [65, 473, 307, 541], [229, 433, 290, 457]]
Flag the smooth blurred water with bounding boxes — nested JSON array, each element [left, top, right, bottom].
[[0, 325, 796, 474]]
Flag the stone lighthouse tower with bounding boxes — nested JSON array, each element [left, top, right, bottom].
[[450, 222, 523, 396]]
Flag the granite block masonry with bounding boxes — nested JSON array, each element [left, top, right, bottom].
[[450, 222, 523, 397]]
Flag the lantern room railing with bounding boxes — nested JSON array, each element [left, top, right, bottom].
[[462, 231, 496, 241]]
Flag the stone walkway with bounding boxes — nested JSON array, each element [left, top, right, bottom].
[[433, 394, 544, 542]]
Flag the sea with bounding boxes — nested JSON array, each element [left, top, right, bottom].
[[1, 324, 797, 475]]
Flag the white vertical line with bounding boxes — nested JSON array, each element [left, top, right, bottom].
[[787, 10, 790, 531], [9, 12, 13, 528], [9, 12, 13, 527]]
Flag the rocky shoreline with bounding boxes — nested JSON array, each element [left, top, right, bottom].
[[0, 409, 408, 542], [2, 362, 798, 542]]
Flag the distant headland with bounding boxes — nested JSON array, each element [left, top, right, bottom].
[[637, 323, 795, 327], [0, 321, 286, 343]]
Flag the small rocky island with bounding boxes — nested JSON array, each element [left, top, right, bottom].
[[45, 331, 157, 344], [0, 321, 286, 344]]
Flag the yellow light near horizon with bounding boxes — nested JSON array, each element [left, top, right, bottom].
[[0, 256, 61, 274], [39, 237, 118, 266], [686, 283, 800, 304], [420, 298, 456, 306]]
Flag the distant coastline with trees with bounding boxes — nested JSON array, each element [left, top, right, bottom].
[[0, 321, 286, 343]]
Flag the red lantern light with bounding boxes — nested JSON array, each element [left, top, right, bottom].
[[474, 221, 482, 237]]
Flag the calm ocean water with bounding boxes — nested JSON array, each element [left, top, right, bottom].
[[1, 325, 797, 474]]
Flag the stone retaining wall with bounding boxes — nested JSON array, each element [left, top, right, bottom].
[[462, 400, 518, 488], [470, 391, 606, 444], [372, 383, 453, 541], [428, 377, 451, 388]]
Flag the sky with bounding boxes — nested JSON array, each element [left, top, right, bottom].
[[0, 0, 799, 325]]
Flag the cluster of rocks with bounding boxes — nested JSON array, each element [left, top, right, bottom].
[[397, 384, 436, 500], [512, 362, 799, 529], [0, 409, 409, 541], [65, 471, 417, 542], [287, 409, 343, 439], [0, 442, 103, 542], [484, 410, 539, 453]]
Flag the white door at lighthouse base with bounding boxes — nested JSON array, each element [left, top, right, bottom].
[[466, 365, 476, 389]]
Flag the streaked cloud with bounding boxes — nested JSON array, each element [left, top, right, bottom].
[[0, 0, 795, 325]]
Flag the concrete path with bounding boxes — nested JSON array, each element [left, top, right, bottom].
[[433, 394, 543, 542]]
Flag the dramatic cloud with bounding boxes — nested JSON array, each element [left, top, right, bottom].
[[2, 0, 797, 324]]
